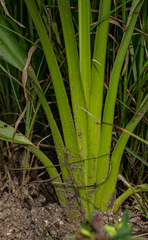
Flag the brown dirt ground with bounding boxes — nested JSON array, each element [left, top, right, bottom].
[[0, 173, 148, 240]]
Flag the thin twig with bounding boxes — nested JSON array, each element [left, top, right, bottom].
[[51, 160, 112, 188], [74, 103, 140, 136], [33, 172, 62, 183], [74, 104, 101, 124]]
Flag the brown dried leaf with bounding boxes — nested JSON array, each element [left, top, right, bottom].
[[0, 0, 25, 28], [15, 39, 41, 132]]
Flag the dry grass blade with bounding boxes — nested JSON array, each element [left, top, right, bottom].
[[109, 18, 124, 31], [0, 0, 25, 28], [14, 105, 27, 132], [121, 48, 129, 77], [22, 39, 40, 100], [14, 39, 41, 132]]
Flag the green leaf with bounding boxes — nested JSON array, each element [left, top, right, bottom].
[[0, 14, 26, 70], [121, 209, 129, 229], [114, 185, 148, 214], [105, 225, 117, 237], [0, 121, 33, 145], [79, 227, 94, 237]]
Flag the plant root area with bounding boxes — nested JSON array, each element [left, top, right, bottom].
[[0, 175, 148, 239]]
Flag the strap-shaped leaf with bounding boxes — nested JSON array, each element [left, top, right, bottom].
[[0, 14, 26, 70]]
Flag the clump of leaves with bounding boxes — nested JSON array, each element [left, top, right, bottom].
[[68, 212, 102, 239], [69, 210, 147, 240], [105, 209, 131, 239]]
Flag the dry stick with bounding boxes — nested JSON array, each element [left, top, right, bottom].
[[118, 173, 148, 191], [33, 172, 62, 183], [52, 160, 112, 188], [4, 165, 15, 194], [74, 104, 101, 124]]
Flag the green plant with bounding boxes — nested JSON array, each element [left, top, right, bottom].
[[68, 212, 102, 240], [0, 0, 148, 220], [105, 209, 131, 239], [114, 182, 148, 215], [134, 191, 148, 219], [68, 210, 147, 240]]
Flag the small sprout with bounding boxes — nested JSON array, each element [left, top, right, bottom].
[[79, 227, 94, 237], [105, 225, 117, 237]]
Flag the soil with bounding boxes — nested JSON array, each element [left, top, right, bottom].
[[1, 175, 148, 240], [0, 148, 148, 240]]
